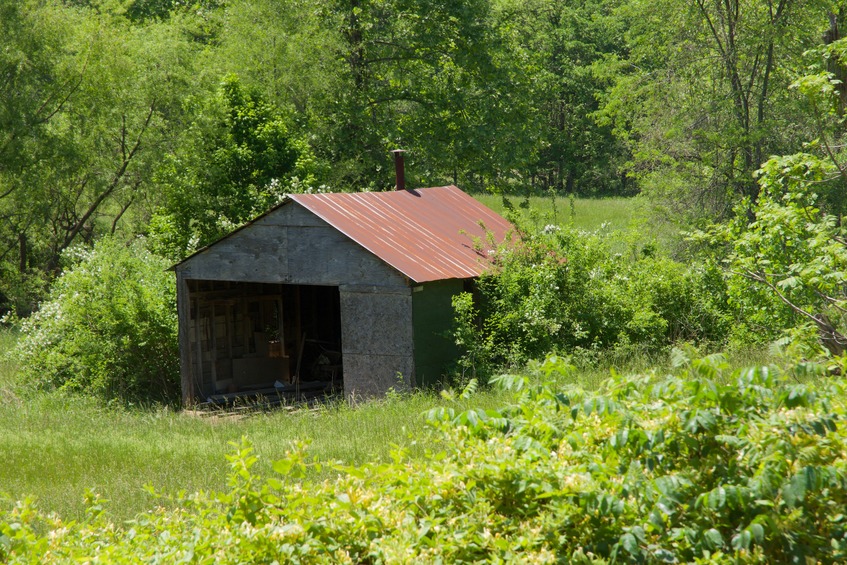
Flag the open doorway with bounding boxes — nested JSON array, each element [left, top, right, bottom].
[[187, 280, 342, 404]]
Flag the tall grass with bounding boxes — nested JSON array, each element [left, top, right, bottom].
[[0, 327, 514, 521], [0, 330, 778, 522], [471, 193, 682, 253], [472, 193, 644, 232], [0, 329, 18, 392]]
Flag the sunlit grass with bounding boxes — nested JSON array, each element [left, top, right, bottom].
[[0, 328, 18, 382], [471, 192, 683, 256], [0, 326, 514, 521], [472, 193, 646, 232], [0, 327, 780, 523]]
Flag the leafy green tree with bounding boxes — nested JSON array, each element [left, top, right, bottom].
[[150, 76, 306, 259], [494, 0, 631, 195], [214, 0, 342, 117], [63, 0, 225, 24], [705, 40, 847, 356], [0, 1, 202, 313], [0, 0, 74, 312], [713, 155, 847, 354], [0, 1, 64, 184], [211, 0, 629, 195], [304, 0, 543, 190], [599, 0, 827, 220]]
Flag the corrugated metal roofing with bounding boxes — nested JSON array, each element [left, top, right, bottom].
[[290, 185, 512, 283]]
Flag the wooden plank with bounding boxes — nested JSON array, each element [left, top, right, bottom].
[[194, 299, 203, 399], [232, 358, 289, 387], [182, 289, 245, 300], [412, 279, 462, 387], [293, 285, 301, 376], [339, 289, 414, 356], [343, 353, 414, 399], [285, 226, 407, 286], [226, 304, 233, 361], [177, 271, 194, 406], [339, 284, 412, 295], [210, 303, 217, 386], [276, 297, 286, 358]]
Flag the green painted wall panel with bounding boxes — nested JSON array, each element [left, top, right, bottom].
[[412, 279, 464, 387]]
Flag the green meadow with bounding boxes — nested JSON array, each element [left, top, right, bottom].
[[472, 193, 645, 232], [0, 328, 517, 521], [0, 196, 769, 523]]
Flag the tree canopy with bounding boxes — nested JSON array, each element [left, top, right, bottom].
[[2, 0, 846, 357]]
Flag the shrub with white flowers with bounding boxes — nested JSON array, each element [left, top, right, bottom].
[[12, 236, 179, 403]]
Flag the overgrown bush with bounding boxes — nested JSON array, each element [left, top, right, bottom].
[[454, 225, 731, 377], [699, 152, 847, 358], [3, 355, 847, 563], [10, 236, 179, 403]]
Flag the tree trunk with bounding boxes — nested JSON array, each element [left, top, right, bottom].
[[18, 232, 26, 273], [824, 9, 847, 116], [814, 314, 847, 357]]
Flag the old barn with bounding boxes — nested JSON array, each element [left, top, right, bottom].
[[173, 183, 512, 406]]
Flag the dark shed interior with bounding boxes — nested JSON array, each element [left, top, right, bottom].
[[187, 279, 342, 403]]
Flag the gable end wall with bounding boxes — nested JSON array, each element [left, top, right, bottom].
[[174, 202, 407, 288], [175, 202, 415, 403]]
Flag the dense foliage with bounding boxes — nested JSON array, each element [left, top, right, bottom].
[[9, 236, 179, 403], [599, 0, 825, 221], [0, 0, 202, 312], [149, 75, 312, 259], [704, 155, 847, 357], [2, 0, 844, 313], [4, 354, 847, 562], [695, 35, 847, 358], [453, 221, 731, 376]]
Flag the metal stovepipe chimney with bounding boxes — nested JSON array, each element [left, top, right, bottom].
[[391, 149, 406, 191]]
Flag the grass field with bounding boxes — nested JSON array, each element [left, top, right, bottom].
[[471, 192, 683, 255], [0, 195, 760, 524], [1, 329, 525, 521], [0, 330, 774, 523], [471, 193, 646, 232]]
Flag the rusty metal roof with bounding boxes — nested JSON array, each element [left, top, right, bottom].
[[290, 185, 513, 283]]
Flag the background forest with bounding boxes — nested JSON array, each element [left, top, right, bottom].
[[1, 0, 627, 308], [4, 0, 847, 392]]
